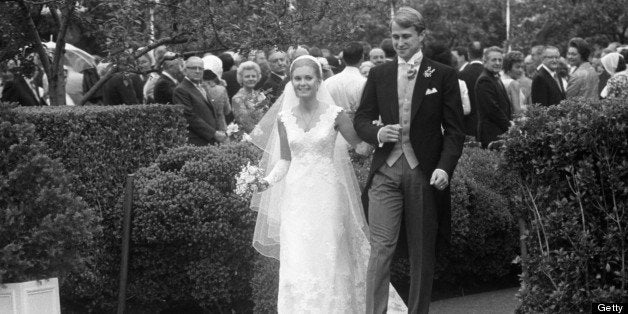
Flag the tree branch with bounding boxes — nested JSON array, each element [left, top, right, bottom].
[[49, 1, 74, 105], [132, 32, 194, 59], [77, 64, 116, 106], [14, 0, 51, 78]]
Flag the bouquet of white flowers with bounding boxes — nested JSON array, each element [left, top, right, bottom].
[[234, 162, 268, 196]]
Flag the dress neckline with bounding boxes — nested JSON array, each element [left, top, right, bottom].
[[289, 105, 332, 134]]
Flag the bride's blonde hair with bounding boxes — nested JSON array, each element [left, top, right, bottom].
[[289, 56, 322, 79]]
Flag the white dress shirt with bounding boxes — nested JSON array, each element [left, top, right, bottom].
[[325, 66, 366, 115]]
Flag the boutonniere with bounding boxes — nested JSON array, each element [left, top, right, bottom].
[[423, 66, 435, 78]]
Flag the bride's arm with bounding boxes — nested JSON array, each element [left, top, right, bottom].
[[262, 118, 291, 185], [336, 111, 372, 155]]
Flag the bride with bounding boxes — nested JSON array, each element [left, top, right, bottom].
[[249, 55, 406, 313]]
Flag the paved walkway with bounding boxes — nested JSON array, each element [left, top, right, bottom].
[[429, 287, 520, 314]]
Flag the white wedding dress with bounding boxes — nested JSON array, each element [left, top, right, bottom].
[[273, 104, 406, 313]]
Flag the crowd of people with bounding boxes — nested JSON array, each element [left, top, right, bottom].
[[1, 34, 627, 148]]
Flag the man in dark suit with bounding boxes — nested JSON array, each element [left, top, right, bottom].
[[354, 7, 465, 314], [475, 46, 513, 148], [458, 41, 484, 138], [102, 63, 144, 105], [261, 50, 289, 104], [1, 65, 47, 106], [153, 54, 183, 104], [531, 46, 565, 107], [173, 57, 226, 146]]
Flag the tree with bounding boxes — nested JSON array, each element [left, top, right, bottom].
[[510, 0, 628, 51], [1, 0, 394, 106]]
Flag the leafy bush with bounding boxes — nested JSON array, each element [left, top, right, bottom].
[[120, 142, 261, 312], [250, 146, 521, 310], [5, 104, 187, 311], [501, 99, 628, 312], [0, 105, 99, 284]]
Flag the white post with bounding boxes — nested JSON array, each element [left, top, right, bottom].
[[506, 0, 511, 51]]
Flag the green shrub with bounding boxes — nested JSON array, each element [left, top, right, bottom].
[[501, 99, 628, 312], [5, 104, 187, 311], [250, 146, 521, 311], [120, 142, 261, 312], [0, 105, 99, 284]]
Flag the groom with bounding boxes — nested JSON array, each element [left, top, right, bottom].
[[354, 6, 465, 314]]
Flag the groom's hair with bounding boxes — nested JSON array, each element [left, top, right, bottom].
[[342, 42, 364, 66], [392, 6, 426, 34]]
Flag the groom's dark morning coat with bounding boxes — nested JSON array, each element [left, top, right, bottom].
[[354, 58, 466, 249]]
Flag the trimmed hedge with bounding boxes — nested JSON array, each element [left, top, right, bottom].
[[251, 146, 521, 311], [502, 99, 628, 312], [5, 104, 188, 311], [121, 142, 262, 312], [0, 105, 99, 284]]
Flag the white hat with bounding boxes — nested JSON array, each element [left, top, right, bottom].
[[202, 55, 223, 78]]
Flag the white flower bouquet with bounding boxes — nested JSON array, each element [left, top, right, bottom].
[[234, 162, 268, 196]]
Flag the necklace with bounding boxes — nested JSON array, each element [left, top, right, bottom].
[[296, 103, 321, 131]]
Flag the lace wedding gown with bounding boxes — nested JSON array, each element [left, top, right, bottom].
[[275, 104, 406, 313]]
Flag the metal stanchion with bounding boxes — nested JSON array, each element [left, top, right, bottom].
[[117, 174, 134, 314]]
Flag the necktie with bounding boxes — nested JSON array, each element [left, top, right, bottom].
[[196, 84, 208, 100], [554, 73, 565, 95]]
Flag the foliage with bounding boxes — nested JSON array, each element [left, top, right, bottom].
[[5, 104, 187, 311], [0, 104, 100, 284], [412, 0, 508, 47], [501, 99, 628, 312], [509, 0, 628, 51], [250, 145, 521, 311], [117, 142, 261, 312]]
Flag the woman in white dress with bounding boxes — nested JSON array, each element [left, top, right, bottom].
[[249, 56, 406, 313]]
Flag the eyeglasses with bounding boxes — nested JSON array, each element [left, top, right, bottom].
[[543, 56, 560, 60], [186, 66, 204, 71]]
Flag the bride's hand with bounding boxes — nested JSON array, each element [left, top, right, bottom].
[[257, 178, 270, 192], [355, 142, 373, 156]]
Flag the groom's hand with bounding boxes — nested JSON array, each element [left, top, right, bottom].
[[430, 169, 449, 191], [377, 124, 402, 143]]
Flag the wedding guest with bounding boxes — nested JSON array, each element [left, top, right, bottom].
[[220, 52, 240, 101], [458, 41, 484, 137], [452, 46, 468, 71], [566, 37, 599, 99], [380, 38, 396, 61], [321, 48, 331, 58], [102, 56, 144, 105], [326, 41, 366, 119], [261, 50, 289, 104], [360, 41, 372, 62], [369, 48, 386, 66], [203, 68, 229, 132], [309, 46, 323, 58], [232, 61, 267, 132], [531, 46, 565, 107], [600, 52, 628, 99], [139, 52, 159, 103], [475, 46, 512, 148], [252, 50, 270, 90], [501, 51, 528, 114], [153, 53, 183, 104], [359, 61, 375, 77], [326, 55, 343, 74], [1, 61, 47, 106], [173, 56, 226, 145]]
